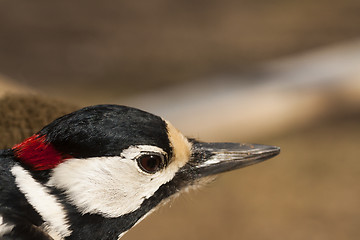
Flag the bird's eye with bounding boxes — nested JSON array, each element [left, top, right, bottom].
[[137, 154, 164, 174]]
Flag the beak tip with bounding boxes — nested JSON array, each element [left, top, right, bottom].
[[252, 144, 280, 161], [269, 145, 281, 155]]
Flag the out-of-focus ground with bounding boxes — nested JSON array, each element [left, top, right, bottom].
[[0, 1, 360, 240], [0, 95, 77, 149], [0, 75, 30, 96]]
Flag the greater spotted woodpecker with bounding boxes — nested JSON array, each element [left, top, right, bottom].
[[0, 104, 280, 240]]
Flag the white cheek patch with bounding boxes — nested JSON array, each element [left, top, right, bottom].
[[47, 145, 181, 218], [10, 165, 71, 239]]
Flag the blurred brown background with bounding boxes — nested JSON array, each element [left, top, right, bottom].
[[1, 0, 360, 103], [0, 0, 360, 239]]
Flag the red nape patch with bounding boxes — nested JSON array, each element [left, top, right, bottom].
[[12, 134, 72, 171]]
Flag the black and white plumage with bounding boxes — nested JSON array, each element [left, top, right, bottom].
[[0, 104, 280, 240]]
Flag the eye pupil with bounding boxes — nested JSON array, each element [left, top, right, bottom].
[[138, 154, 162, 173]]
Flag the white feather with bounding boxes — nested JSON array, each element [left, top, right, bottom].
[[120, 145, 166, 160], [11, 165, 71, 239], [47, 145, 184, 218]]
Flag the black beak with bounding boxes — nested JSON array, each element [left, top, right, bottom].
[[186, 141, 280, 178]]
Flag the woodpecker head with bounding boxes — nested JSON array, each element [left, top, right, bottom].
[[10, 104, 279, 239]]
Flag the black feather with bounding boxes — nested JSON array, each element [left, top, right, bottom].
[[0, 150, 49, 239], [39, 105, 172, 159]]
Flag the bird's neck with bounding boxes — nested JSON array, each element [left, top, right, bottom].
[[7, 160, 72, 239], [60, 207, 148, 239], [58, 174, 179, 240], [0, 151, 50, 238]]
